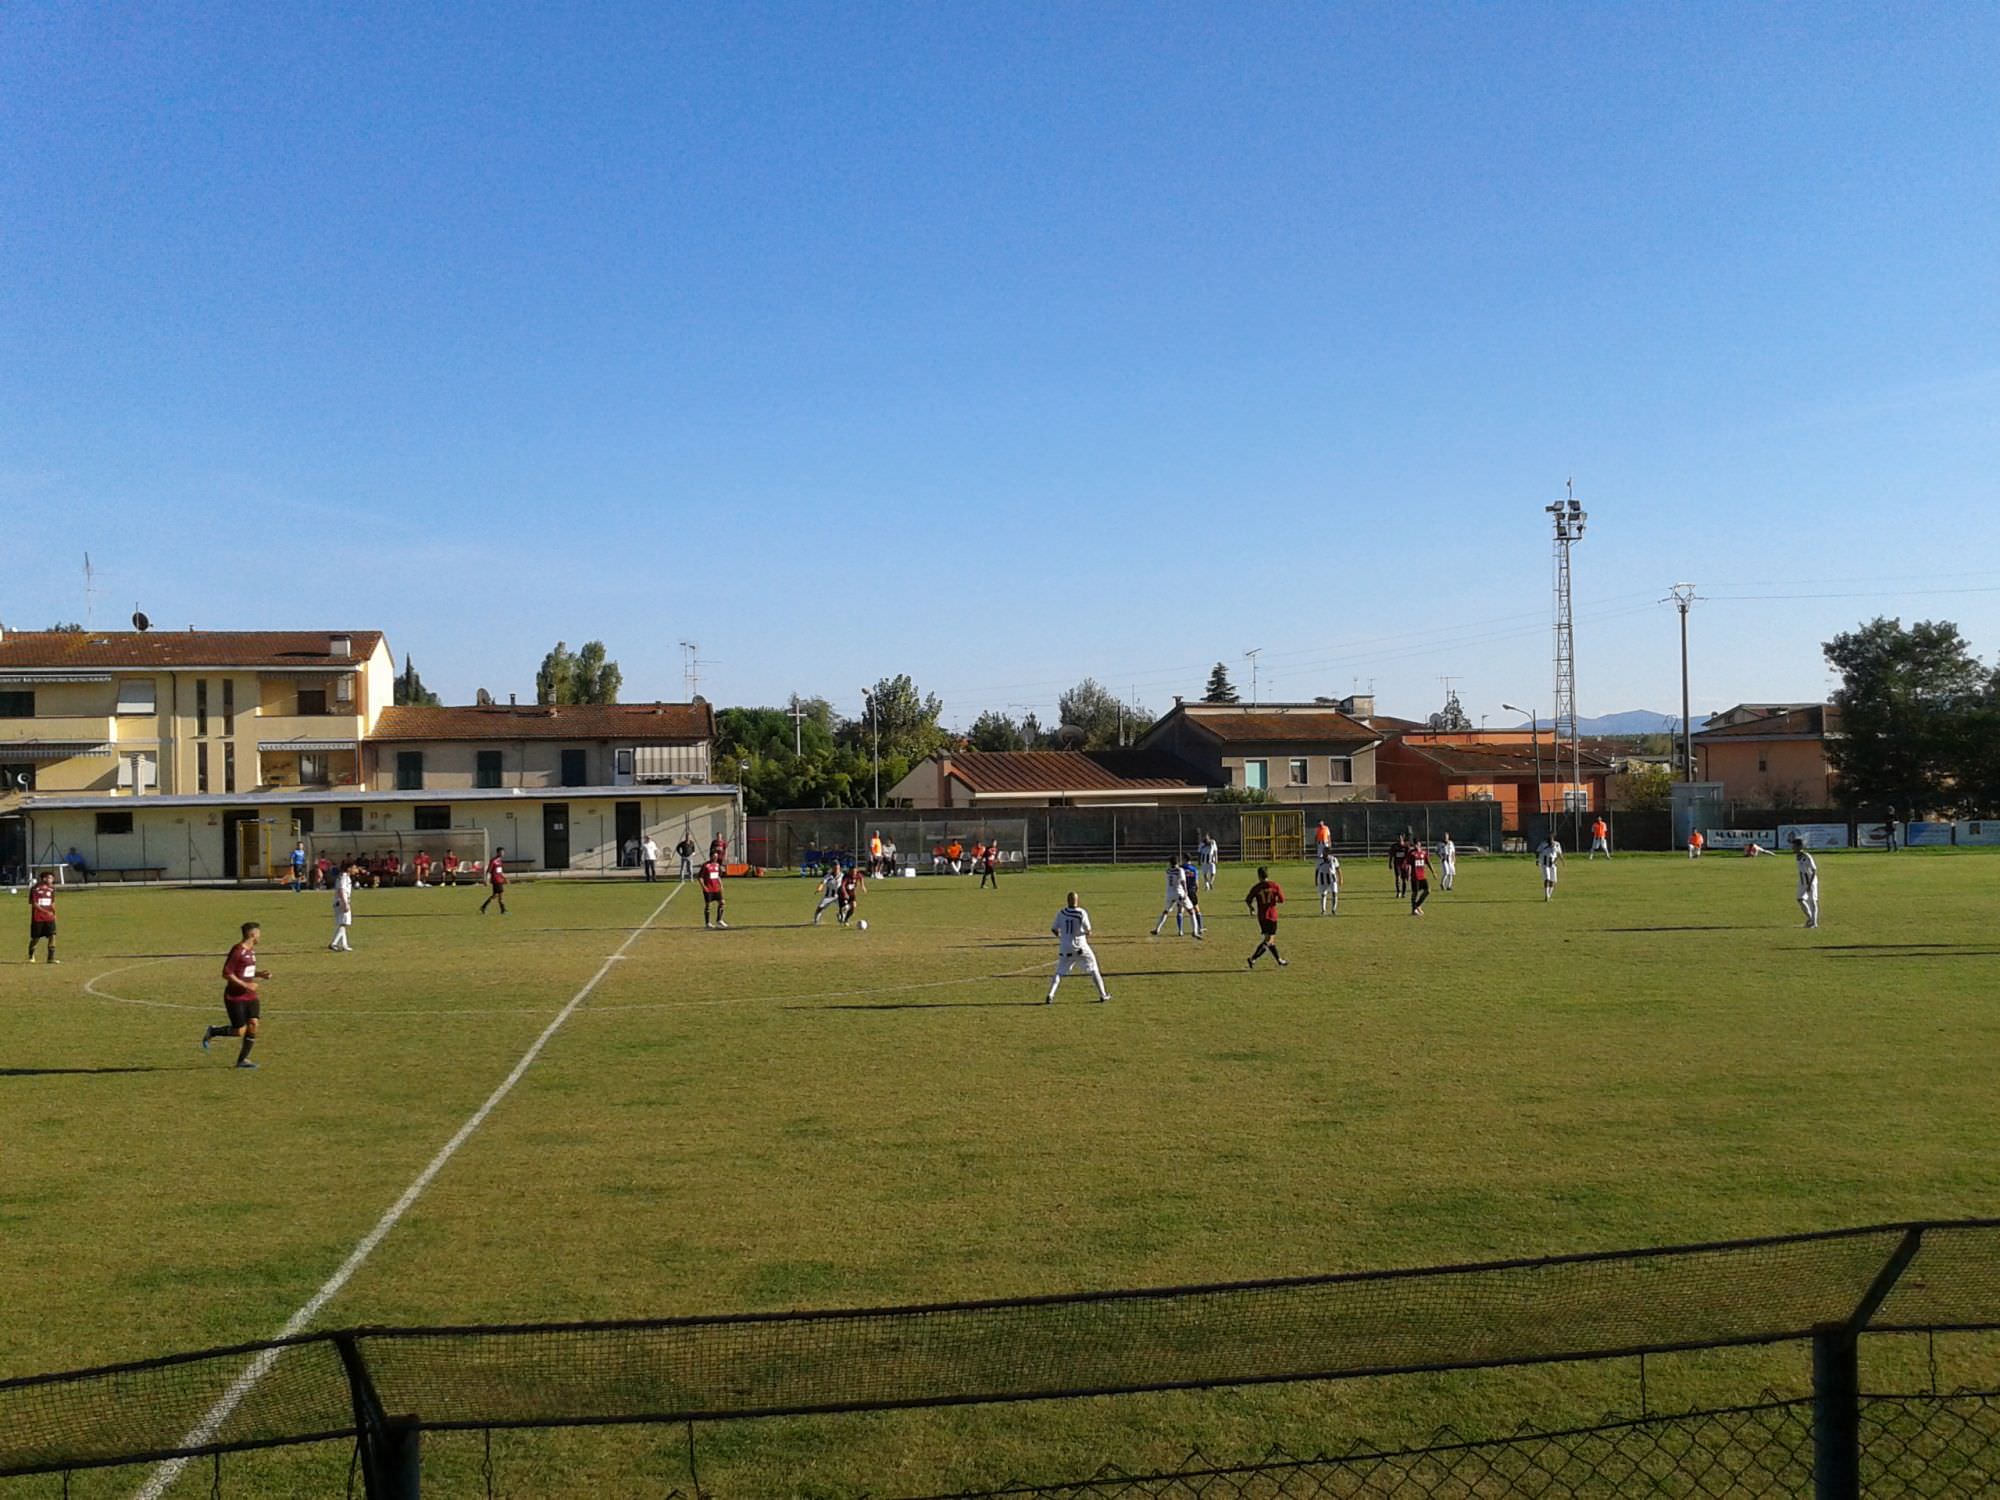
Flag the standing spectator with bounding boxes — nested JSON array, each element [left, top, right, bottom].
[[869, 830, 884, 875], [641, 834, 660, 883], [676, 835, 697, 881], [1589, 817, 1611, 859], [289, 841, 308, 892], [1315, 819, 1331, 858]]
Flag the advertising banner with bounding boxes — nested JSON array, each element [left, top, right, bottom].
[[1705, 829, 1776, 850], [1779, 823, 1850, 849], [1901, 822, 1955, 848], [1955, 820, 2000, 847]]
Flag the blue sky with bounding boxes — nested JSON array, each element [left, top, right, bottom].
[[4, 4, 1996, 729]]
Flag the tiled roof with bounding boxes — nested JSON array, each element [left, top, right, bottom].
[[0, 630, 383, 670], [371, 702, 714, 743], [1397, 741, 1618, 777], [1693, 705, 1839, 740], [1177, 709, 1379, 746], [943, 750, 1207, 796]]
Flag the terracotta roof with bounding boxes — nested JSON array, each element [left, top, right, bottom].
[[371, 702, 714, 743], [1396, 741, 1618, 778], [942, 750, 1207, 796], [0, 630, 383, 670], [1175, 708, 1379, 746], [1692, 705, 1840, 740]]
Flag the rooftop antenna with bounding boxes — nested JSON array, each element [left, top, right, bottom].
[[678, 641, 708, 700], [1245, 648, 1263, 706], [84, 553, 96, 630]]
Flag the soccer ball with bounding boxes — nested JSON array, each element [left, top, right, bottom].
[[857, 920, 868, 932]]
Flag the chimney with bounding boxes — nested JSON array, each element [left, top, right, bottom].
[[509, 692, 517, 707], [329, 633, 352, 658], [1340, 693, 1375, 719]]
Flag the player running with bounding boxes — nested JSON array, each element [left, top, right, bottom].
[[836, 863, 864, 926], [811, 864, 843, 924], [1439, 834, 1457, 892], [201, 921, 267, 1069], [1244, 867, 1288, 968], [1410, 842, 1431, 915], [1151, 858, 1197, 938], [1793, 835, 1821, 928], [700, 854, 728, 928], [1539, 837, 1563, 901], [1589, 817, 1611, 859], [1046, 892, 1111, 1004], [26, 872, 59, 963], [1315, 848, 1340, 915], [479, 847, 509, 914]]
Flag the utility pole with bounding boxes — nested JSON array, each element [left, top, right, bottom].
[[1548, 483, 1588, 846], [1666, 583, 1699, 782], [1245, 648, 1262, 707], [787, 695, 808, 758], [862, 689, 880, 808]]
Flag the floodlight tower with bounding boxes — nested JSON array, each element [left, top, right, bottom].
[[1547, 483, 1587, 845]]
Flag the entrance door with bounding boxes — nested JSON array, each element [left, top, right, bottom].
[[221, 811, 256, 881], [543, 803, 570, 871], [615, 801, 642, 865]]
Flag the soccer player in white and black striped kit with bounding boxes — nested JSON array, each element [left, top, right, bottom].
[[1793, 836, 1821, 928], [1047, 893, 1111, 1004]]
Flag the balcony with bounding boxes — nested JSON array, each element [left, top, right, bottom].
[[0, 714, 119, 747], [253, 713, 365, 748]]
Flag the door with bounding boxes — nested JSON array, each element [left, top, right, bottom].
[[543, 803, 570, 871], [615, 801, 642, 865], [613, 749, 635, 787], [221, 811, 255, 880]]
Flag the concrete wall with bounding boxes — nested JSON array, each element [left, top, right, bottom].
[[1695, 739, 1836, 806]]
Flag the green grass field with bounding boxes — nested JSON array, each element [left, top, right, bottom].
[[5, 851, 1999, 1495]]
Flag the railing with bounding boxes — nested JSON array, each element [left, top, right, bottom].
[[4, 1219, 1999, 1496]]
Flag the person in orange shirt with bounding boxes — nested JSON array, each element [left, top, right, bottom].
[[869, 831, 884, 876], [1314, 819, 1331, 857], [1589, 816, 1610, 859], [1688, 828, 1705, 860], [946, 839, 964, 874]]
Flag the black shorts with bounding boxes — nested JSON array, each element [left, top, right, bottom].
[[703, 889, 724, 904], [224, 997, 260, 1028], [30, 919, 56, 939], [1258, 917, 1279, 937]]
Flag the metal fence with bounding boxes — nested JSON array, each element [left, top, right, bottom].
[[6, 1219, 2000, 1497], [751, 803, 1506, 871]]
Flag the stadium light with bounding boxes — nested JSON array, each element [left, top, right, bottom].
[[1502, 703, 1545, 830]]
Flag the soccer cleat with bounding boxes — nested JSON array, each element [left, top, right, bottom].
[[1275, 957, 1289, 967], [716, 920, 730, 929], [235, 1060, 258, 1069], [46, 958, 59, 964], [1095, 994, 1109, 1003], [1246, 957, 1257, 969], [200, 1029, 211, 1052]]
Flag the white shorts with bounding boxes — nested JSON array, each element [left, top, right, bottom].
[[1799, 879, 1819, 900], [335, 911, 353, 927], [1543, 865, 1558, 885], [1055, 946, 1100, 977]]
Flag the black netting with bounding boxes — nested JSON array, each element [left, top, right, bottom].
[[888, 1404, 1818, 1498], [6, 1220, 2000, 1480]]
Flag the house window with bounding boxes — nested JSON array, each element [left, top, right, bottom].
[[116, 753, 158, 793], [396, 751, 425, 791], [223, 742, 236, 794], [115, 679, 156, 715], [198, 743, 211, 794], [339, 806, 363, 833], [222, 681, 235, 734], [1329, 756, 1354, 785], [195, 681, 209, 736], [1288, 758, 1309, 786], [334, 675, 355, 706], [0, 690, 32, 718], [299, 753, 331, 786], [291, 807, 316, 837], [475, 750, 503, 789], [413, 805, 452, 832], [1243, 759, 1268, 792], [1758, 754, 1768, 773], [560, 748, 587, 787], [96, 811, 135, 837], [297, 688, 328, 715]]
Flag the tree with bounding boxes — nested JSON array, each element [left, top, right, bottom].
[[45, 622, 85, 633], [1824, 617, 1986, 814], [967, 709, 1028, 752], [394, 656, 441, 707], [1609, 762, 1672, 811], [1057, 678, 1151, 750], [1202, 663, 1240, 704], [852, 675, 950, 764], [536, 640, 623, 705]]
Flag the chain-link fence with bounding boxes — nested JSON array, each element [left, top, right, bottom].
[[6, 1220, 1999, 1496]]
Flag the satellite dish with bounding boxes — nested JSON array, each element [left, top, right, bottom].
[[475, 688, 494, 706], [132, 610, 152, 632], [1053, 723, 1086, 749]]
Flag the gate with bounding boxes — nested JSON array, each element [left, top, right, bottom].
[[1239, 809, 1304, 863]]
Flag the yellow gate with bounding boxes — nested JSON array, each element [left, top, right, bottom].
[[1239, 809, 1305, 864]]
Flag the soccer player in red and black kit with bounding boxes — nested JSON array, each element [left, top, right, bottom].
[[479, 847, 509, 915], [1244, 866, 1288, 969], [202, 921, 267, 1068], [700, 855, 728, 928], [27, 873, 59, 963], [1409, 841, 1431, 915]]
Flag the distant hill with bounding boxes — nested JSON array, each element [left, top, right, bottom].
[[1515, 710, 1714, 736]]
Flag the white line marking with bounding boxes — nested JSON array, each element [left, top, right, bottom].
[[132, 885, 681, 1499]]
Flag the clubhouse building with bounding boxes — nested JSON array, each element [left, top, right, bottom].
[[0, 629, 735, 882]]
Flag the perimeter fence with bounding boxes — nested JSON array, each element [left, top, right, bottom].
[[6, 1219, 2000, 1496]]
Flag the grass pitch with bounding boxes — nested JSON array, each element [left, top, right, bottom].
[[4, 851, 1998, 1494]]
